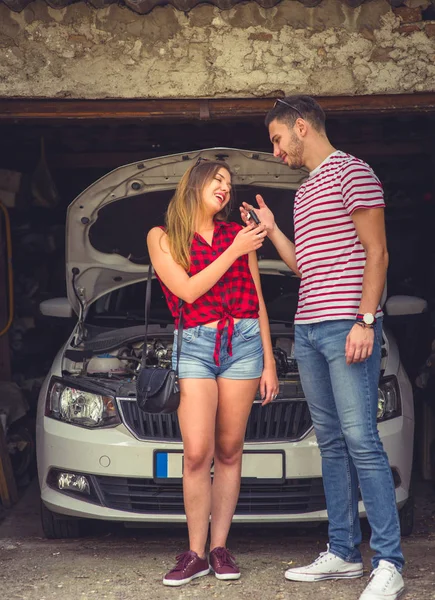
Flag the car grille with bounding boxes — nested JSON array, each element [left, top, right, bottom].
[[94, 476, 326, 515], [118, 398, 312, 442]]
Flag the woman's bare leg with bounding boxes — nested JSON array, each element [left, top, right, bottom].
[[177, 378, 218, 557], [210, 378, 259, 550]]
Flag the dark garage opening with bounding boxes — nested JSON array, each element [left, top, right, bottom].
[[0, 98, 435, 531]]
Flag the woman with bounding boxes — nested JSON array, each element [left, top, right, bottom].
[[147, 158, 278, 587]]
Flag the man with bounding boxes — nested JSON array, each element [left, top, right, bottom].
[[241, 96, 405, 600]]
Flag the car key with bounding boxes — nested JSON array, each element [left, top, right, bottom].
[[247, 209, 261, 225]]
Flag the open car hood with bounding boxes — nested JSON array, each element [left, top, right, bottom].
[[66, 148, 307, 315]]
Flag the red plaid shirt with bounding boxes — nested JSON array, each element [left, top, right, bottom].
[[156, 221, 259, 365]]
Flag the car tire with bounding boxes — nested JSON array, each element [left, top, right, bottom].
[[399, 493, 414, 537], [40, 501, 82, 539]]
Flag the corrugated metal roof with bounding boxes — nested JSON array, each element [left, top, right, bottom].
[[0, 0, 412, 15]]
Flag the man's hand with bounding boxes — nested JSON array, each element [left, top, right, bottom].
[[240, 195, 276, 235], [345, 324, 374, 365]]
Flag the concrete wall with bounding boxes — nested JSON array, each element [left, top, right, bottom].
[[0, 0, 435, 98]]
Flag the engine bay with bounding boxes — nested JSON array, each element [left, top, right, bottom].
[[63, 326, 298, 381]]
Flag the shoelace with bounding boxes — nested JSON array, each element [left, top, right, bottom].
[[367, 563, 396, 591], [171, 551, 196, 573], [312, 544, 332, 565], [213, 547, 237, 567]]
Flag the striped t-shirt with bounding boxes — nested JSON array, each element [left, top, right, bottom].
[[294, 151, 385, 324]]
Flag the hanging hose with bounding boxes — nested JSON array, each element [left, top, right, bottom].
[[0, 201, 14, 337]]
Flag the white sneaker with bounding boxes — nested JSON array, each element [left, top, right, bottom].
[[284, 546, 363, 582], [359, 560, 404, 600]]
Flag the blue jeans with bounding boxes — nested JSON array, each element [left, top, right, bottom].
[[294, 319, 404, 571]]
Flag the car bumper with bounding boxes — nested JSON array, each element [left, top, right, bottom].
[[37, 413, 413, 523]]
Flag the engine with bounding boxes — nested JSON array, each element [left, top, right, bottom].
[[79, 338, 175, 379], [273, 337, 298, 377]]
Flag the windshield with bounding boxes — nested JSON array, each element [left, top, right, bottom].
[[86, 274, 300, 328]]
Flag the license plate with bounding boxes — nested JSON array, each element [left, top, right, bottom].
[[154, 450, 285, 483]]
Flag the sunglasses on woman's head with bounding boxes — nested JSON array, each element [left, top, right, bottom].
[[193, 157, 211, 167], [273, 98, 304, 119]]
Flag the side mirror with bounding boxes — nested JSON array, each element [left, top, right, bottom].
[[385, 295, 428, 317], [39, 298, 73, 319]]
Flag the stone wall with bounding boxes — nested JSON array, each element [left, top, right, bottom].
[[0, 0, 435, 98]]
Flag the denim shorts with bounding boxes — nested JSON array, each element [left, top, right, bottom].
[[172, 318, 264, 380]]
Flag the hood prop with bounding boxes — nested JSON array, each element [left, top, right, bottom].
[[71, 267, 87, 348]]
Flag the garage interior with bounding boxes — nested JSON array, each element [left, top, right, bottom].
[[0, 94, 435, 524]]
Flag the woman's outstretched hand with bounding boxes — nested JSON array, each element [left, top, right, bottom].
[[231, 221, 267, 258]]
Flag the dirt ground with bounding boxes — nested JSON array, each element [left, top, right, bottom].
[[1, 479, 435, 600]]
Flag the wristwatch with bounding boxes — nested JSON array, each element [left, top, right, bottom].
[[356, 313, 376, 328]]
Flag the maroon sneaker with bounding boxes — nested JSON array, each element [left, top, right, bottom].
[[210, 547, 241, 580], [163, 551, 210, 586]]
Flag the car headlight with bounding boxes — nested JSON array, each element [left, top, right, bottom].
[[46, 381, 120, 428], [377, 376, 401, 422]]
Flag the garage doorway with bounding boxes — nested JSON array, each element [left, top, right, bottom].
[[1, 94, 435, 494]]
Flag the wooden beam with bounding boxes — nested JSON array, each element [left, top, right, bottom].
[[1, 93, 435, 123]]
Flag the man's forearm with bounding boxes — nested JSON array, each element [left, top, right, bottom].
[[268, 226, 301, 277], [358, 249, 389, 315]]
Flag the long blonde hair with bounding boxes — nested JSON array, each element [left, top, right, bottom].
[[165, 159, 232, 271]]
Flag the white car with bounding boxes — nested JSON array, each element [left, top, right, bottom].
[[36, 148, 420, 539]]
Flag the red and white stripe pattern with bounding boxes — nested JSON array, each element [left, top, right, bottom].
[[294, 151, 385, 324]]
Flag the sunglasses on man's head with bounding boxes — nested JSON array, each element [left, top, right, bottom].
[[273, 98, 304, 119]]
